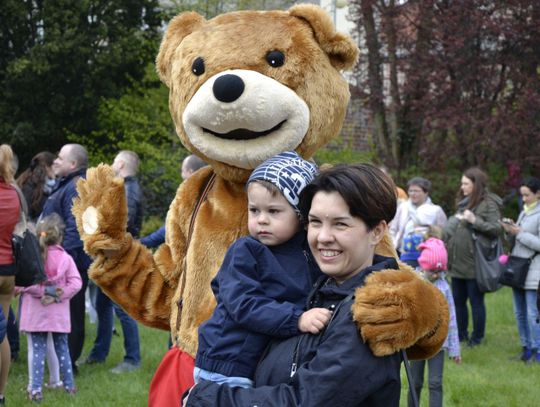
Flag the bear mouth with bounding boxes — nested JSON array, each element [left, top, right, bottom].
[[203, 120, 286, 140]]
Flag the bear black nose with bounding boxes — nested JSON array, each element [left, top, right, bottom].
[[213, 74, 245, 103]]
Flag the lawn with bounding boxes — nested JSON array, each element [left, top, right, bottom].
[[6, 301, 169, 406], [5, 286, 539, 406], [399, 286, 540, 406]]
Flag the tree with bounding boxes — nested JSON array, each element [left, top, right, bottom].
[[165, 0, 296, 19], [349, 0, 540, 175], [69, 64, 185, 217], [0, 0, 163, 166]]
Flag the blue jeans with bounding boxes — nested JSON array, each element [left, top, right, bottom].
[[88, 287, 140, 365], [193, 367, 253, 388], [512, 288, 540, 350], [451, 277, 486, 344]]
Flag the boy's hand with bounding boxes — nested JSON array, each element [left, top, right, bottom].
[[298, 308, 332, 334]]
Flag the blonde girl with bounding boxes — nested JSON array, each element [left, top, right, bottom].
[[16, 214, 82, 402]]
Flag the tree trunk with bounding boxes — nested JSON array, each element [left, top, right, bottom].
[[399, 2, 432, 171], [360, 0, 391, 164], [381, 0, 401, 167]]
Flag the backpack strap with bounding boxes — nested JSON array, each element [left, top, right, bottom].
[[175, 171, 217, 328], [401, 349, 419, 407], [11, 183, 28, 231]]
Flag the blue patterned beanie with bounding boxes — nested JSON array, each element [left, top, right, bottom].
[[247, 151, 318, 212]]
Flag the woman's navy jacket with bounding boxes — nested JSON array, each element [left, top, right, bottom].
[[188, 255, 402, 407]]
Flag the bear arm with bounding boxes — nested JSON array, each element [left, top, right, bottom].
[[352, 266, 449, 359], [405, 286, 450, 360], [89, 234, 178, 331]]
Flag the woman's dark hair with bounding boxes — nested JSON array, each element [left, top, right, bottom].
[[299, 164, 397, 230], [458, 167, 488, 210], [521, 177, 540, 194], [16, 151, 55, 213]]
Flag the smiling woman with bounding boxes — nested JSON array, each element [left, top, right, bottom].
[[185, 164, 408, 407], [302, 165, 397, 284]]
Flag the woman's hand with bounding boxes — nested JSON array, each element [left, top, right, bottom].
[[298, 308, 332, 334], [500, 219, 521, 235], [462, 209, 476, 224]]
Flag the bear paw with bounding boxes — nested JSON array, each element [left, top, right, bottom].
[[72, 164, 129, 257]]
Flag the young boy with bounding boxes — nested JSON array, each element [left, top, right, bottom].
[[194, 151, 331, 388], [408, 237, 461, 407]]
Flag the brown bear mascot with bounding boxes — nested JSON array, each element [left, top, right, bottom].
[[73, 4, 448, 405]]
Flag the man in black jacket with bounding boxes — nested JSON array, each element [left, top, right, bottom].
[[42, 143, 92, 372], [83, 150, 144, 373]]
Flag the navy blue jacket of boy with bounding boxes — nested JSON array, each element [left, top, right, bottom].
[[195, 230, 320, 379]]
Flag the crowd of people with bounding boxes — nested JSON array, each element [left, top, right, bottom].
[[1, 141, 539, 405]]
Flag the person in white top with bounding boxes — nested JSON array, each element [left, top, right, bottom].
[[389, 177, 447, 266]]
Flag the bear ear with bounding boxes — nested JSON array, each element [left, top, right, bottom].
[[156, 12, 206, 87], [289, 4, 359, 71]]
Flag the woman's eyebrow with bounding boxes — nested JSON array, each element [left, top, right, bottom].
[[308, 213, 351, 221]]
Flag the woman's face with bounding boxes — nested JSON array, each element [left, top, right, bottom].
[[307, 191, 386, 284], [520, 186, 539, 206], [408, 185, 428, 206], [460, 175, 474, 196]]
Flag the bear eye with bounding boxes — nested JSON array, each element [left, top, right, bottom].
[[191, 57, 205, 76], [266, 51, 285, 68]]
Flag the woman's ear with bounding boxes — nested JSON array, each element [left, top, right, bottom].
[[369, 221, 388, 246]]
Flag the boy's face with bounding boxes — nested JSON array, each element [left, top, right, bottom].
[[247, 182, 300, 246]]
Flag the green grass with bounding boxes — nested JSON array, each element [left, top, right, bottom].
[[400, 286, 540, 406], [5, 287, 540, 405], [6, 307, 169, 406]]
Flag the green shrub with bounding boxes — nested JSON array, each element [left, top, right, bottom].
[[140, 215, 165, 238], [314, 137, 374, 166], [69, 64, 186, 218]]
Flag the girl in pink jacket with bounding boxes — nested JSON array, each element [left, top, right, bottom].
[[16, 214, 82, 402]]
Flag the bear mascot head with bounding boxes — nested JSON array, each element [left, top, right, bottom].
[[155, 5, 358, 182], [73, 5, 448, 405]]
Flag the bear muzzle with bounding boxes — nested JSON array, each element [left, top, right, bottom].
[[182, 69, 310, 169]]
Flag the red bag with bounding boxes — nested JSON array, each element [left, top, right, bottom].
[[148, 347, 195, 407]]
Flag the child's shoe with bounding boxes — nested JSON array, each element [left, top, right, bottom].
[[533, 350, 540, 364], [65, 387, 77, 395], [520, 347, 533, 362], [28, 390, 42, 403]]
